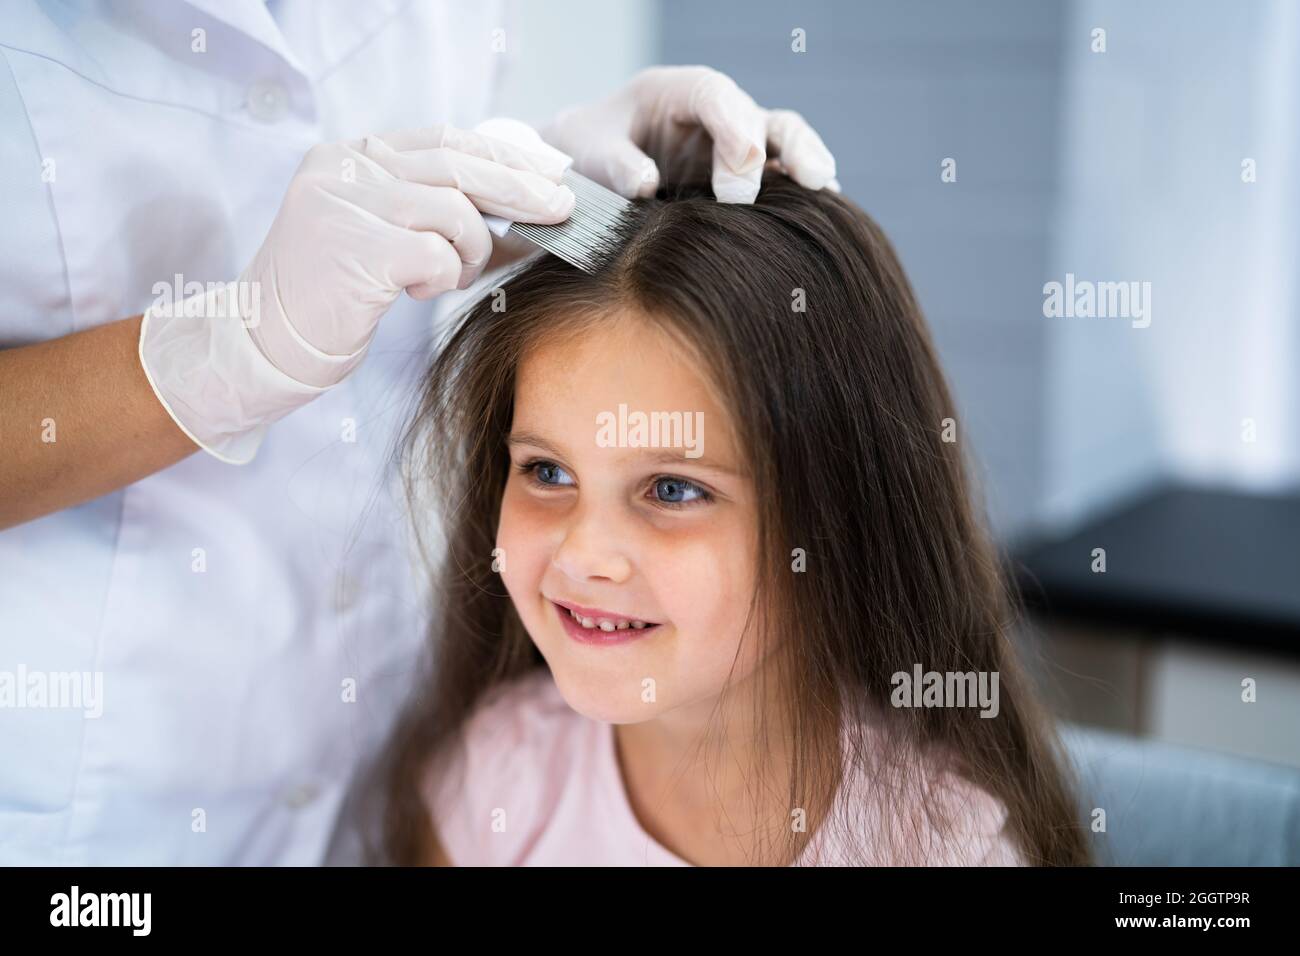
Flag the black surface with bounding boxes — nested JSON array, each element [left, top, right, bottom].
[[1010, 484, 1300, 655]]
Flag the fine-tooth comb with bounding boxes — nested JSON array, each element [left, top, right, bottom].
[[481, 168, 632, 274]]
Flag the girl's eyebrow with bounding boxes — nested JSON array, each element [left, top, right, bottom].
[[506, 431, 739, 477], [506, 431, 567, 457]]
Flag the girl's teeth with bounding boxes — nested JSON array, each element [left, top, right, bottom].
[[567, 608, 653, 631]]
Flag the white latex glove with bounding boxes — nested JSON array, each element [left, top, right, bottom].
[[472, 117, 576, 266], [539, 65, 838, 204], [139, 123, 574, 464]]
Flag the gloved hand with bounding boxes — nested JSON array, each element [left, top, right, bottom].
[[139, 123, 574, 464], [539, 65, 838, 204]]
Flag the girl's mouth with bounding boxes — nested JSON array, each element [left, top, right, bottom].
[[550, 599, 663, 645]]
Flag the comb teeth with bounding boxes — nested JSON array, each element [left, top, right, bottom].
[[508, 169, 632, 274]]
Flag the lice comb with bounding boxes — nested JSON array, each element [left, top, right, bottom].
[[482, 168, 632, 274]]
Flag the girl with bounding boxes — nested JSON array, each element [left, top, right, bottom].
[[377, 171, 1090, 866]]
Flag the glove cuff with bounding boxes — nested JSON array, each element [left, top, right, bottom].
[[138, 281, 329, 464], [239, 267, 372, 388]]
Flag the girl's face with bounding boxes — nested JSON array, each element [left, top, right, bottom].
[[497, 311, 765, 725]]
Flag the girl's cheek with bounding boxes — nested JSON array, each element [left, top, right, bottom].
[[646, 528, 746, 622], [498, 478, 545, 534], [496, 485, 551, 593]]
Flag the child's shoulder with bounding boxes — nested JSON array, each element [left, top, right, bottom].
[[913, 765, 1023, 866], [430, 667, 576, 776], [465, 667, 572, 742], [822, 725, 1026, 866], [887, 743, 1024, 866], [421, 668, 583, 865]]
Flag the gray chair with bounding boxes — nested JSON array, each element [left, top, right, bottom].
[[1059, 723, 1300, 865]]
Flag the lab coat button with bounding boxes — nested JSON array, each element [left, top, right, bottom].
[[283, 783, 320, 809], [247, 80, 289, 122]]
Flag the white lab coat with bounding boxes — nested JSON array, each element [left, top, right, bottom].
[[0, 0, 508, 864]]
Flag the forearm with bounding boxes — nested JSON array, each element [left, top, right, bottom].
[[0, 316, 198, 530]]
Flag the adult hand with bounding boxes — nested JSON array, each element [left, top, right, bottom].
[[540, 65, 838, 204], [139, 123, 573, 462]]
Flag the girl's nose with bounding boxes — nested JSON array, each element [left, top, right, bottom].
[[551, 507, 634, 585]]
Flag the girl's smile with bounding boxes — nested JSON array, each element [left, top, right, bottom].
[[550, 598, 665, 646]]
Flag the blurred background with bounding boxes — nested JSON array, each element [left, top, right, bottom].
[[486, 0, 1300, 862]]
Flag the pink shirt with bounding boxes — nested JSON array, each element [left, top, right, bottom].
[[422, 668, 1026, 866]]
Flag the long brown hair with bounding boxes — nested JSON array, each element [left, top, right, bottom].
[[373, 170, 1090, 866]]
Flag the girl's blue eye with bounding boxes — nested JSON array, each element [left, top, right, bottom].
[[525, 460, 574, 486], [652, 476, 710, 506], [517, 459, 712, 510]]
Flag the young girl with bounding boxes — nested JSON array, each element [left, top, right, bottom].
[[377, 171, 1090, 866]]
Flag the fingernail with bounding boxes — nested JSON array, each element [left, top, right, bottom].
[[714, 169, 760, 203], [809, 154, 836, 184], [549, 184, 576, 216], [637, 161, 659, 198], [735, 140, 765, 174]]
